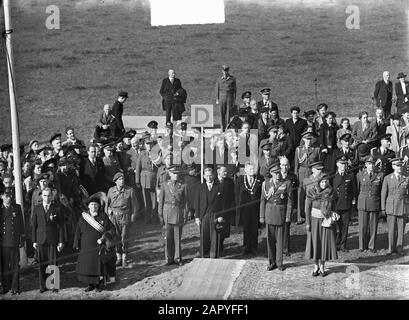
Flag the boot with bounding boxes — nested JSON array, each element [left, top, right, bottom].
[[115, 253, 122, 266], [122, 253, 128, 267]]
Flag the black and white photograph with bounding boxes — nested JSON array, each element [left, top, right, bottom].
[[0, 0, 408, 306]]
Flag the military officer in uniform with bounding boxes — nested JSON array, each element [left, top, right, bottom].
[[258, 141, 274, 181], [371, 133, 395, 176], [0, 189, 25, 295], [107, 172, 139, 267], [332, 133, 359, 174], [147, 120, 159, 141], [333, 155, 357, 252], [259, 161, 292, 271], [136, 138, 160, 224], [294, 131, 320, 224], [158, 165, 188, 266], [102, 143, 122, 192], [399, 132, 409, 176], [381, 157, 409, 255], [279, 157, 298, 256], [356, 156, 383, 252]]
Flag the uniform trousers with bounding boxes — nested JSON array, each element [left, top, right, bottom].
[[336, 209, 351, 250], [358, 211, 379, 250], [0, 247, 20, 292], [219, 93, 234, 131], [297, 166, 310, 221], [200, 213, 219, 258], [283, 221, 291, 254], [387, 214, 405, 253], [242, 206, 259, 253], [165, 224, 182, 262], [142, 188, 157, 223], [266, 224, 284, 267], [110, 212, 130, 255], [37, 244, 57, 290]]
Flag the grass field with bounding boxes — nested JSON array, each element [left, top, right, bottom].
[[0, 0, 407, 144]]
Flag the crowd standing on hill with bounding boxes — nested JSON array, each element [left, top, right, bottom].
[[0, 68, 408, 295]]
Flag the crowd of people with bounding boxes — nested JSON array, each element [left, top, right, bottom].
[[0, 68, 408, 295]]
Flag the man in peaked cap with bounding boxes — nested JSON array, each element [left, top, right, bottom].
[[371, 133, 395, 177], [259, 160, 292, 271], [107, 171, 139, 267], [158, 165, 188, 266], [333, 155, 357, 252], [136, 136, 161, 225], [0, 188, 25, 295], [111, 91, 128, 139], [356, 155, 384, 253], [332, 132, 359, 175], [258, 141, 274, 181], [147, 120, 158, 141], [257, 88, 278, 113], [381, 157, 409, 255], [50, 133, 63, 160], [294, 130, 320, 224], [395, 72, 409, 115], [215, 65, 237, 131]]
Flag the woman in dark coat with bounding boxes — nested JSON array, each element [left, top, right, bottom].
[[74, 196, 116, 292], [305, 174, 338, 277], [319, 112, 339, 175]]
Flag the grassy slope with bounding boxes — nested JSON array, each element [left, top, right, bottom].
[[0, 0, 407, 144]]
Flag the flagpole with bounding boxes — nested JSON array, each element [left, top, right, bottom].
[[3, 0, 27, 267]]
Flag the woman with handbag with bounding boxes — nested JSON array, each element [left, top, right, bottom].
[[74, 196, 117, 292], [305, 174, 338, 277]]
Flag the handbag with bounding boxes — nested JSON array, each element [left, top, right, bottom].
[[321, 211, 340, 228]]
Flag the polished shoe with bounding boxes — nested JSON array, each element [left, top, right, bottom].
[[267, 264, 277, 271], [95, 284, 103, 292], [39, 287, 48, 293], [164, 261, 174, 266], [52, 289, 59, 293], [359, 249, 365, 252], [277, 266, 285, 271], [84, 285, 95, 292], [11, 290, 20, 296], [312, 270, 319, 277], [319, 269, 327, 277], [370, 249, 377, 253], [175, 260, 184, 266]]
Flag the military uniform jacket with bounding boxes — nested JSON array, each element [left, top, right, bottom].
[[31, 203, 64, 245], [0, 204, 25, 247], [294, 145, 320, 174], [158, 180, 188, 225], [107, 186, 139, 221], [260, 178, 293, 225], [258, 156, 274, 180], [356, 170, 384, 211], [400, 146, 409, 176], [381, 173, 409, 216], [135, 150, 159, 189], [156, 165, 170, 190], [332, 148, 359, 171], [371, 147, 396, 175], [332, 172, 356, 211]]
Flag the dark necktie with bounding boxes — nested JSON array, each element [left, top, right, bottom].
[[245, 134, 250, 157]]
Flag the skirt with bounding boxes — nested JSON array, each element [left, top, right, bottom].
[[305, 216, 338, 261]]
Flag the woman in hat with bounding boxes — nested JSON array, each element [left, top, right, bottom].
[[74, 196, 117, 292], [305, 174, 338, 277]]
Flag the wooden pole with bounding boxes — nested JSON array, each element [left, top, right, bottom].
[[3, 0, 27, 267]]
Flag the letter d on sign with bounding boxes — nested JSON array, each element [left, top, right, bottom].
[[45, 265, 60, 290], [191, 105, 214, 127]]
